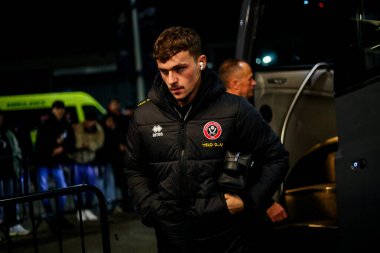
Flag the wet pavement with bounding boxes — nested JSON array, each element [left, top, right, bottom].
[[1, 210, 157, 253], [2, 209, 341, 253], [0, 182, 340, 253]]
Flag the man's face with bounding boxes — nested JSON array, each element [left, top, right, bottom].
[[238, 62, 256, 99], [156, 51, 204, 106], [108, 100, 121, 115], [52, 107, 65, 121]]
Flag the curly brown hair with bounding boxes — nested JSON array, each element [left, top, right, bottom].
[[153, 26, 202, 63]]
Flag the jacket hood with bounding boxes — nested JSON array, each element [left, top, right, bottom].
[[148, 68, 226, 116]]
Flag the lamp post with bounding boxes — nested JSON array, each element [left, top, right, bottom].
[[130, 0, 145, 101]]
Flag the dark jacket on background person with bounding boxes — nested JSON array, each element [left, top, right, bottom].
[[96, 114, 120, 166], [125, 68, 289, 253], [35, 113, 75, 168], [0, 128, 22, 180], [0, 111, 30, 233]]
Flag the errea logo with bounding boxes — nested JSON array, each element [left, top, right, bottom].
[[152, 125, 163, 137]]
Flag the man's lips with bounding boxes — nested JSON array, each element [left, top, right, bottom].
[[170, 87, 183, 94]]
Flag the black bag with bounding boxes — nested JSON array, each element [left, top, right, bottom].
[[218, 151, 254, 193]]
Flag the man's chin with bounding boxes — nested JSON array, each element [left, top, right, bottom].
[[171, 92, 184, 100]]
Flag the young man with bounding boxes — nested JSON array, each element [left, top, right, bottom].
[[125, 26, 289, 253], [35, 100, 75, 230], [219, 58, 288, 224]]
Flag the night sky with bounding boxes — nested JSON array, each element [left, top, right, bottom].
[[0, 1, 243, 96], [0, 1, 242, 61]]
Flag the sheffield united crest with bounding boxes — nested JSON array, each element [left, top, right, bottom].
[[203, 121, 222, 140]]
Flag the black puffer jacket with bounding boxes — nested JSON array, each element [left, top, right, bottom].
[[125, 68, 289, 253]]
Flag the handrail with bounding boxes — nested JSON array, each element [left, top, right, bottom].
[[0, 184, 111, 253], [280, 62, 331, 144]]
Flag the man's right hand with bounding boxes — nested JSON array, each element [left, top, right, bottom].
[[224, 193, 244, 214]]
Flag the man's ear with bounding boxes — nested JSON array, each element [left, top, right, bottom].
[[232, 79, 240, 91], [198, 55, 207, 68]]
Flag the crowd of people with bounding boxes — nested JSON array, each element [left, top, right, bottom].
[[0, 98, 134, 236]]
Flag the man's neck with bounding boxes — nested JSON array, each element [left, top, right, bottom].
[[226, 88, 239, 96]]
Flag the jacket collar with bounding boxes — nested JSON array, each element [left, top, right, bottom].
[[148, 68, 225, 118]]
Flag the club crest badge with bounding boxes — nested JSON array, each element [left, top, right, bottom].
[[203, 121, 222, 140]]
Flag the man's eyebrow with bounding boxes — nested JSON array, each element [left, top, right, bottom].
[[172, 64, 189, 70], [158, 64, 187, 72]]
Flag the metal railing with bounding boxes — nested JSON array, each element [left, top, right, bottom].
[[0, 184, 111, 253]]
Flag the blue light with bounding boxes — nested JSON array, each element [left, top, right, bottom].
[[256, 52, 276, 66]]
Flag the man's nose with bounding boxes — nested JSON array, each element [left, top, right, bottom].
[[168, 71, 178, 85]]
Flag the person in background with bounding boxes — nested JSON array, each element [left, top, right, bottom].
[[125, 26, 289, 253], [219, 59, 288, 250], [96, 113, 118, 212], [218, 58, 256, 101], [122, 105, 135, 119], [35, 100, 75, 231], [106, 98, 133, 212], [218, 58, 288, 224], [0, 109, 30, 236], [70, 110, 104, 221], [107, 98, 130, 134]]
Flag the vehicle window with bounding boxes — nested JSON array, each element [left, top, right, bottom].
[[5, 109, 50, 133], [83, 105, 103, 121], [65, 106, 79, 124], [4, 106, 78, 143], [4, 109, 51, 154], [335, 0, 380, 93], [361, 0, 380, 73], [253, 0, 337, 70]]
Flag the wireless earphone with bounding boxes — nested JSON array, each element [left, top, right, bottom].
[[200, 62, 204, 70]]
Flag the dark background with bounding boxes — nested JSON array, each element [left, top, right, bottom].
[[0, 1, 243, 106]]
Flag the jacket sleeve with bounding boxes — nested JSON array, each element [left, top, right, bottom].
[[7, 130, 23, 178], [237, 100, 289, 213], [125, 118, 158, 226]]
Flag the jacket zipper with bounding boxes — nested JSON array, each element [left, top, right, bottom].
[[176, 105, 192, 245]]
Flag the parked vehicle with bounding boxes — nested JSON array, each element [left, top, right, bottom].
[[0, 91, 106, 143], [236, 0, 380, 251], [0, 91, 107, 194]]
